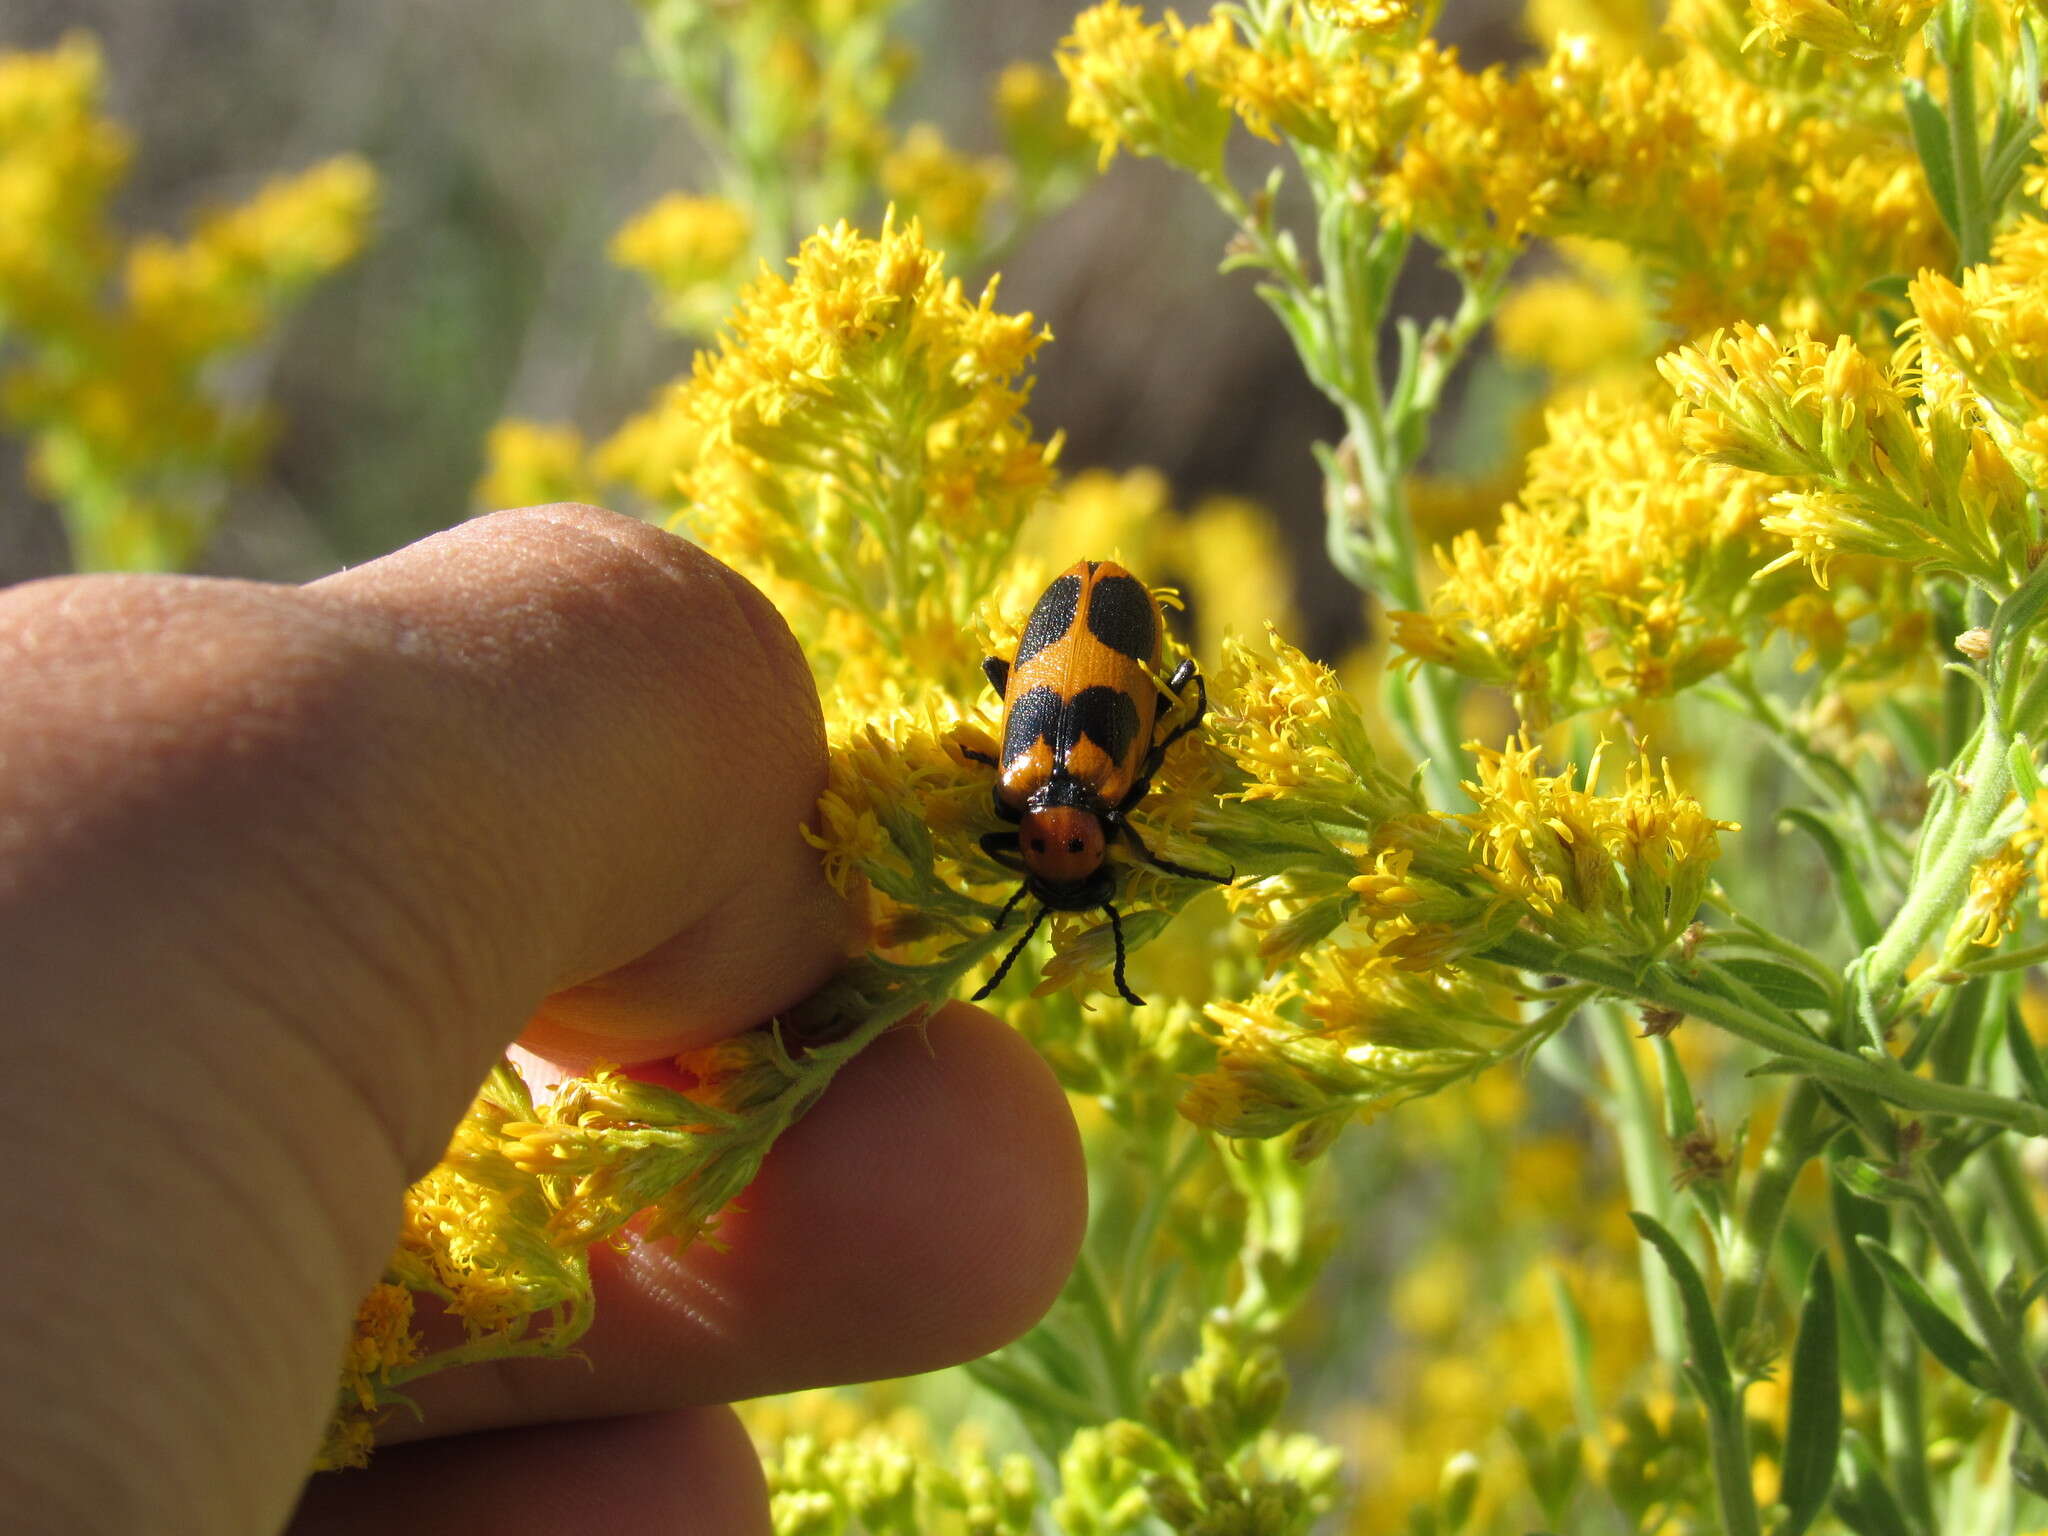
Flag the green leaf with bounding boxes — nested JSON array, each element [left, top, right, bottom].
[[1829, 1154, 1889, 1393], [1745, 1056, 1814, 1079], [2014, 1448, 2048, 1499], [1777, 809, 1883, 949], [1833, 1157, 1918, 1204], [1990, 552, 2048, 716], [1853, 1235, 1999, 1392], [2009, 737, 2043, 799], [1694, 957, 1834, 1014], [1904, 78, 1964, 241], [1777, 1257, 1842, 1536], [1629, 1212, 1734, 1417], [2005, 1004, 2048, 1110], [1654, 1036, 1699, 1139], [1832, 1430, 1915, 1536]]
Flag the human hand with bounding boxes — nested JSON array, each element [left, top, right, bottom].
[[0, 505, 1086, 1535]]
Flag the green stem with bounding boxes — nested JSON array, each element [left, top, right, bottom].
[[1960, 938, 2048, 974], [1713, 666, 1909, 874], [1718, 1078, 1825, 1346], [1593, 1007, 1684, 1361], [1986, 1136, 2048, 1276], [1708, 1404, 1765, 1536], [1912, 1159, 2048, 1452], [1944, 0, 1992, 269], [1485, 930, 2048, 1136], [1865, 715, 2013, 1009], [1071, 1251, 1143, 1419], [1880, 1223, 1939, 1536]]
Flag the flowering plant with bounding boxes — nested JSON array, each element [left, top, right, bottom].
[[19, 0, 2048, 1529]]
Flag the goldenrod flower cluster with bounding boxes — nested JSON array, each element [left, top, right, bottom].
[[609, 192, 754, 335], [1745, 0, 1938, 62], [479, 0, 1093, 534], [1661, 317, 2033, 591], [0, 34, 374, 570], [1057, 2, 1944, 336], [674, 215, 1056, 699], [1393, 390, 1796, 719]]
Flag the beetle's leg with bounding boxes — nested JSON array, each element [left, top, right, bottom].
[[988, 878, 1032, 931], [1103, 901, 1144, 1006], [960, 745, 999, 767], [980, 830, 1028, 873], [1116, 816, 1233, 885], [1133, 669, 1207, 784], [1112, 773, 1155, 817], [982, 656, 1011, 697], [971, 901, 1046, 1000], [1163, 657, 1196, 694]]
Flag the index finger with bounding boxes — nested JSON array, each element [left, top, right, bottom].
[[308, 503, 860, 1063]]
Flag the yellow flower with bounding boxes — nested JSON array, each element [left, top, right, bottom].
[[1187, 950, 1523, 1145], [2014, 790, 2048, 918], [1395, 386, 1795, 722], [0, 35, 376, 572], [1662, 322, 2030, 590], [1746, 0, 1938, 61], [880, 124, 1010, 253], [1057, 3, 1234, 175], [664, 215, 1056, 701], [474, 419, 597, 511], [609, 192, 753, 333], [1458, 736, 1736, 957], [1952, 848, 2030, 948], [0, 32, 129, 329], [1492, 256, 1654, 382]]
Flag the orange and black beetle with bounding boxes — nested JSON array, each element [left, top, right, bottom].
[[963, 559, 1231, 1006]]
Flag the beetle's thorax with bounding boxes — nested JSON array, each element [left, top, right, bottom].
[[1019, 803, 1108, 890]]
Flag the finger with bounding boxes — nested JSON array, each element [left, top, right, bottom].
[[304, 503, 861, 1062], [288, 1406, 768, 1536], [0, 506, 852, 1531], [373, 1003, 1086, 1441]]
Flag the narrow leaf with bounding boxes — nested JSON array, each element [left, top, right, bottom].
[[2005, 1004, 2048, 1109], [1777, 809, 1883, 948], [1699, 956, 1833, 1013], [1854, 1235, 1998, 1391], [1654, 1036, 1698, 1138], [1778, 1257, 1842, 1536], [1990, 553, 2048, 714], [1829, 1155, 1889, 1393], [1832, 1430, 1915, 1536], [1904, 78, 1964, 239], [1630, 1211, 1734, 1416], [2008, 736, 2043, 800]]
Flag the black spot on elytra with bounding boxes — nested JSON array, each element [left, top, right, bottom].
[[1064, 685, 1140, 767], [1085, 574, 1156, 661], [1016, 575, 1082, 668], [1003, 685, 1064, 772]]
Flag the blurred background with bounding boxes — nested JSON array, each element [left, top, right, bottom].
[[0, 0, 1522, 656]]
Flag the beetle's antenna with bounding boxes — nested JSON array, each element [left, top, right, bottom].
[[990, 882, 1032, 932], [972, 902, 1047, 1001], [1104, 901, 1144, 1007]]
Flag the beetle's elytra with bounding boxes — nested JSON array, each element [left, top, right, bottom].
[[964, 559, 1232, 1006]]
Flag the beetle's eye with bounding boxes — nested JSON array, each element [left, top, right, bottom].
[[1030, 837, 1046, 852], [1067, 838, 1085, 854]]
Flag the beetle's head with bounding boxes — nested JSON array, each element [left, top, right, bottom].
[[1019, 805, 1109, 901]]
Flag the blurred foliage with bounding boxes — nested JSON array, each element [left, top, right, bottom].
[[0, 32, 373, 569]]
